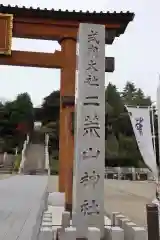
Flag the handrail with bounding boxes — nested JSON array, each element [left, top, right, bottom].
[[18, 134, 30, 174], [45, 133, 50, 175]]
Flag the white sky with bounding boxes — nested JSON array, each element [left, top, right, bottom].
[[0, 0, 160, 106]]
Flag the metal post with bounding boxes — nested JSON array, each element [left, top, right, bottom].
[[146, 203, 159, 240]]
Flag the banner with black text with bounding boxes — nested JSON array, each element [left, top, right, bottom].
[[126, 106, 158, 179]]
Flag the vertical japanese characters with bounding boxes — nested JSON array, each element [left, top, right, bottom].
[[135, 117, 144, 136], [80, 28, 102, 216], [75, 23, 105, 237]]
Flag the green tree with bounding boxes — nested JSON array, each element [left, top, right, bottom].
[[42, 90, 60, 124], [0, 93, 34, 152], [121, 81, 137, 105], [105, 83, 125, 163], [12, 93, 34, 129], [41, 90, 60, 158], [105, 83, 124, 118], [121, 81, 151, 106]]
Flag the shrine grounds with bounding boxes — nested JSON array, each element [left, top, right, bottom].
[[48, 176, 156, 227]]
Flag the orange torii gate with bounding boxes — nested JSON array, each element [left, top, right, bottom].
[[0, 5, 134, 210]]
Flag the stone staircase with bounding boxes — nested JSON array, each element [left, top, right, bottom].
[[0, 163, 13, 174], [0, 154, 14, 174], [23, 143, 46, 175], [22, 130, 48, 175]]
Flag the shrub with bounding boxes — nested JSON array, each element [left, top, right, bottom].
[[13, 154, 21, 172], [50, 157, 59, 175]]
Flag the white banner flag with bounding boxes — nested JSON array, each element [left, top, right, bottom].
[[126, 106, 158, 179], [157, 82, 160, 172]]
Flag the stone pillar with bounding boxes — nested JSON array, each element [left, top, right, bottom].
[[118, 217, 130, 229], [131, 227, 146, 240], [74, 23, 105, 238], [131, 167, 136, 181], [110, 227, 124, 240], [3, 152, 7, 164], [61, 211, 70, 228], [111, 212, 120, 226], [123, 221, 136, 240], [117, 167, 121, 180], [26, 134, 29, 144], [88, 227, 101, 240], [59, 37, 76, 210], [61, 227, 76, 240], [115, 214, 125, 226]]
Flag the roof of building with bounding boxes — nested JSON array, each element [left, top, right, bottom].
[[0, 5, 134, 35]]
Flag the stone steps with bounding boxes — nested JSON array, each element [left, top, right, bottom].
[[23, 144, 45, 174], [0, 165, 13, 174]]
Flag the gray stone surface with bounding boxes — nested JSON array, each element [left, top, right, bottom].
[[74, 23, 105, 238], [0, 175, 48, 240]]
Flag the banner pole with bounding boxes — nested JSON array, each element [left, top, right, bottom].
[[150, 106, 156, 154], [150, 106, 159, 199], [156, 75, 160, 200]]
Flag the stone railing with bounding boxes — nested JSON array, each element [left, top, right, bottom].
[[44, 133, 50, 175], [105, 167, 154, 181], [2, 152, 15, 167], [40, 206, 147, 240], [18, 134, 30, 174]]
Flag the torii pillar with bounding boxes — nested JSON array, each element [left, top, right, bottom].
[[59, 37, 76, 211]]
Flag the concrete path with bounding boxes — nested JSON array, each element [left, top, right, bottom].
[[48, 176, 156, 226], [0, 174, 11, 180], [48, 175, 58, 192], [0, 175, 48, 240]]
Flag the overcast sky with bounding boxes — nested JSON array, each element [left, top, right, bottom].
[[0, 0, 160, 106]]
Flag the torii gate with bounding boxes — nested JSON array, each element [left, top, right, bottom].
[[0, 5, 134, 210]]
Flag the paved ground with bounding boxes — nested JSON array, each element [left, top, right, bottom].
[[48, 176, 156, 227], [0, 175, 48, 240], [104, 179, 155, 227], [0, 174, 11, 180], [48, 175, 58, 192]]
